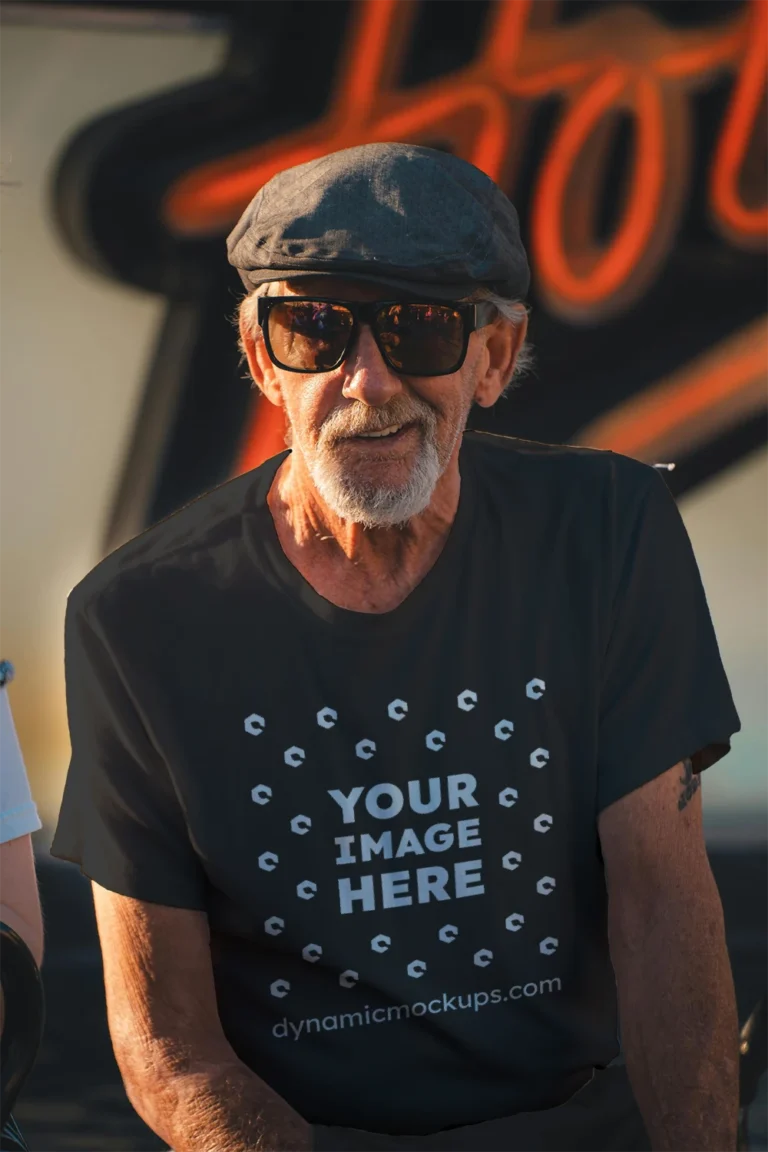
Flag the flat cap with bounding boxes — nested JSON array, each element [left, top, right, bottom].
[[227, 142, 530, 300]]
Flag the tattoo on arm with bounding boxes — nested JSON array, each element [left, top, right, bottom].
[[677, 757, 701, 811]]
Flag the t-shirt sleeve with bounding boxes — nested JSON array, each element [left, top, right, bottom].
[[597, 459, 741, 814], [0, 685, 43, 844], [50, 591, 207, 908]]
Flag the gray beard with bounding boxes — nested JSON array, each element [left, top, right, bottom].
[[305, 434, 444, 529]]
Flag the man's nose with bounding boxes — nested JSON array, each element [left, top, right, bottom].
[[341, 324, 404, 406]]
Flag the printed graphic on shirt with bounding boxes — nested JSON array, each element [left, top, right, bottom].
[[271, 975, 564, 1040], [242, 677, 563, 1010]]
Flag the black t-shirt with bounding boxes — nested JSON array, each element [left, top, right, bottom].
[[51, 431, 740, 1135]]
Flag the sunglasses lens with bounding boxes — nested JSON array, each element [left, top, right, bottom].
[[376, 304, 465, 374], [268, 301, 353, 371]]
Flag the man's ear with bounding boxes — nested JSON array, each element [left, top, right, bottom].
[[238, 307, 284, 408], [473, 311, 529, 408]]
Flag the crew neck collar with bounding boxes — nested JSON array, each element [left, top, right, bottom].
[[243, 440, 476, 634]]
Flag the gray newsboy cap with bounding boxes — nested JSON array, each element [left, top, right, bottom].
[[226, 142, 530, 301]]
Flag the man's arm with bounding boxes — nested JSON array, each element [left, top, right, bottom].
[[0, 833, 44, 966], [1, 832, 45, 1033], [91, 883, 312, 1152], [598, 759, 739, 1152]]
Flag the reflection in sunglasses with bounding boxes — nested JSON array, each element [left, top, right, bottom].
[[264, 299, 470, 375]]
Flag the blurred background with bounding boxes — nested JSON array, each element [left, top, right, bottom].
[[0, 0, 765, 1147]]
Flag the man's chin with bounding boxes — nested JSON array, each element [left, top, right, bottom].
[[317, 433, 422, 486], [306, 459, 431, 525], [324, 491, 434, 529]]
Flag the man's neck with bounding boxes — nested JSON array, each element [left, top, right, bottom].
[[266, 446, 462, 610]]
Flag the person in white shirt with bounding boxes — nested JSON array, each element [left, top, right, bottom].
[[0, 660, 45, 1151], [0, 659, 45, 1010]]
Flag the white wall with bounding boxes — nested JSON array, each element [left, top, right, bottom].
[[679, 449, 768, 845], [0, 21, 226, 835]]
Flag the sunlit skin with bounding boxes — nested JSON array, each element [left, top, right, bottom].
[[239, 275, 527, 612]]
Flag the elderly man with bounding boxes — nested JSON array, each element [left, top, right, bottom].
[[51, 143, 741, 1152]]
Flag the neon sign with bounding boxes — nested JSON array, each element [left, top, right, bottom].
[[49, 0, 764, 535], [164, 0, 766, 325], [162, 0, 765, 475]]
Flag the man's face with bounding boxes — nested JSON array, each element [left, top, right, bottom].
[[257, 277, 489, 528]]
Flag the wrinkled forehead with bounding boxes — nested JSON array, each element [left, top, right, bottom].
[[269, 276, 435, 303]]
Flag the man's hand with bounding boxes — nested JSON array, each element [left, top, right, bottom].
[[91, 883, 312, 1152], [598, 760, 739, 1152]]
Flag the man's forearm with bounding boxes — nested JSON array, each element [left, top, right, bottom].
[[129, 1054, 313, 1152], [611, 888, 740, 1151]]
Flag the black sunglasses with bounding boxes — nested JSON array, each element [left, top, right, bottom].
[[256, 297, 497, 377]]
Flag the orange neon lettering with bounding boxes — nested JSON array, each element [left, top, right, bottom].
[[574, 317, 768, 460], [165, 0, 765, 322], [210, 0, 766, 475], [333, 0, 418, 126], [532, 69, 667, 315], [710, 0, 768, 242]]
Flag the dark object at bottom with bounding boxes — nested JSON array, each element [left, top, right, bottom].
[[741, 998, 767, 1108], [738, 997, 767, 1151], [0, 923, 45, 1147], [312, 1064, 652, 1151], [0, 1115, 29, 1151]]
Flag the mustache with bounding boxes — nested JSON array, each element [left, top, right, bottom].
[[321, 399, 437, 442]]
